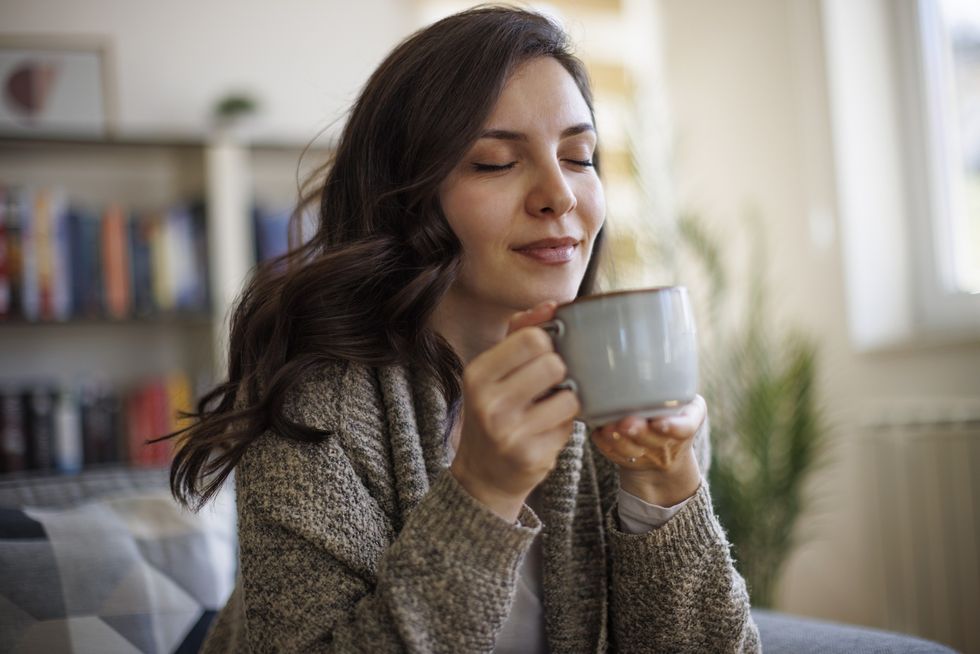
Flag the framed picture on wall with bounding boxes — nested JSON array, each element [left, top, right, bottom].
[[0, 35, 117, 138]]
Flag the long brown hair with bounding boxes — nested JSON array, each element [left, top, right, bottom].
[[165, 5, 607, 510]]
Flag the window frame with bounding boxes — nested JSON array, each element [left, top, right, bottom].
[[822, 0, 980, 352]]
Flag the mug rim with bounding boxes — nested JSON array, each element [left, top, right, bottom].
[[563, 285, 685, 309]]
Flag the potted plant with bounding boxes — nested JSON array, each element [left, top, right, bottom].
[[675, 211, 830, 608]]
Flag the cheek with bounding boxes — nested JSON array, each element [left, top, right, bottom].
[[578, 178, 606, 235], [441, 181, 513, 249]]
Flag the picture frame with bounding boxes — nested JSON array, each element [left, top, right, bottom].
[[0, 35, 117, 138]]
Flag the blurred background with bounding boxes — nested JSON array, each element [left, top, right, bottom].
[[1, 0, 978, 652]]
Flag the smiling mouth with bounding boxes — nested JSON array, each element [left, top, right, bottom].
[[513, 242, 578, 264]]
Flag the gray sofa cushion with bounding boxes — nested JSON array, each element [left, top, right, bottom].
[[753, 608, 960, 653], [0, 467, 171, 508], [0, 469, 959, 653], [0, 467, 236, 654]]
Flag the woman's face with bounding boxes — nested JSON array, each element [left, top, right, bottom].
[[439, 56, 605, 314]]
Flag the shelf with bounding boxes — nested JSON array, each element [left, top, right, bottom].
[[0, 313, 213, 328], [0, 133, 335, 153]]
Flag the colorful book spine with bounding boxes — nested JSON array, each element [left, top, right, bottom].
[[83, 383, 123, 465], [191, 200, 210, 312], [53, 389, 82, 473], [23, 387, 55, 471], [148, 210, 174, 313], [5, 188, 24, 320], [101, 204, 132, 319], [0, 185, 9, 319], [50, 191, 72, 321], [129, 212, 155, 316], [0, 389, 27, 473], [0, 187, 213, 321], [18, 187, 39, 321], [125, 386, 149, 467], [254, 204, 292, 264], [146, 379, 171, 466], [34, 189, 55, 320]]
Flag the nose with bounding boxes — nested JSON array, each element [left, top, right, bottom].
[[525, 162, 576, 218]]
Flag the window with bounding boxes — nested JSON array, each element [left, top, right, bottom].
[[822, 0, 980, 351], [927, 0, 980, 295]]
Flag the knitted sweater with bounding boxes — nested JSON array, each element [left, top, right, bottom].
[[201, 359, 760, 653]]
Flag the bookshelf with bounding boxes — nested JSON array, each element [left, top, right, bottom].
[[0, 134, 330, 475]]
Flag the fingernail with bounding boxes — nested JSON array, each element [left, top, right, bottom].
[[611, 431, 621, 440], [626, 425, 639, 437]]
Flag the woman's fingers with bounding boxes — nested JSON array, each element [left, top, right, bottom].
[[470, 324, 554, 385], [590, 428, 646, 468], [598, 422, 648, 457], [506, 300, 557, 335], [605, 396, 706, 441], [590, 396, 708, 469], [522, 388, 580, 436], [497, 351, 567, 405], [653, 395, 706, 436]]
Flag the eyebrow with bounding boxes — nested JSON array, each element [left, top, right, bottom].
[[479, 122, 595, 142]]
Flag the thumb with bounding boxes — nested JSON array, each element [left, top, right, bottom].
[[506, 300, 558, 336]]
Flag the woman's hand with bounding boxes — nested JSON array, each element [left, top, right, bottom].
[[449, 300, 581, 523], [590, 395, 707, 507]]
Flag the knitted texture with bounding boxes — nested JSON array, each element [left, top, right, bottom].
[[201, 360, 761, 653]]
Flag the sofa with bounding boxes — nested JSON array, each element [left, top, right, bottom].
[[0, 467, 959, 653]]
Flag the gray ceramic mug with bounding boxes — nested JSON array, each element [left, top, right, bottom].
[[540, 286, 699, 427]]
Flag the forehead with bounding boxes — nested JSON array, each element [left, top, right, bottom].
[[483, 57, 593, 130]]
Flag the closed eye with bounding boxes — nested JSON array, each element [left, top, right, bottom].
[[472, 162, 517, 172], [566, 159, 594, 168]]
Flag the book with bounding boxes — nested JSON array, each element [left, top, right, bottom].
[[22, 386, 56, 471], [79, 381, 124, 465], [167, 205, 202, 311], [102, 204, 131, 319], [129, 211, 155, 317], [0, 389, 27, 473], [51, 192, 72, 321], [191, 200, 210, 312], [17, 188, 39, 321], [3, 187, 25, 320], [125, 384, 152, 467], [0, 185, 11, 318], [33, 189, 55, 320], [164, 371, 193, 460], [147, 210, 173, 312], [68, 207, 104, 319], [145, 379, 171, 466], [53, 389, 82, 473], [254, 204, 292, 264]]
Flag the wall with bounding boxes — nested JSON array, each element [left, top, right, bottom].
[[0, 0, 414, 143], [6, 0, 980, 637], [658, 0, 980, 631]]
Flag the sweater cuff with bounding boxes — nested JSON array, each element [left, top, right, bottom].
[[616, 487, 691, 533], [607, 481, 728, 570], [408, 468, 542, 576]]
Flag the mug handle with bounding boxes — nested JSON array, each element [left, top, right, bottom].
[[538, 318, 579, 396], [539, 318, 565, 340]]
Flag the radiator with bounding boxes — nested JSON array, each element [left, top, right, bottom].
[[864, 402, 980, 653]]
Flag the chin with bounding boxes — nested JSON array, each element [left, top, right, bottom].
[[521, 285, 581, 309]]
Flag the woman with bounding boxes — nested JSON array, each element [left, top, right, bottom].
[[168, 6, 760, 652]]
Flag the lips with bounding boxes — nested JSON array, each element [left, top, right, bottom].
[[513, 236, 580, 250], [513, 237, 580, 264]]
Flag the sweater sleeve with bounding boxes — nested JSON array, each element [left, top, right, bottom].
[[590, 416, 762, 653], [604, 483, 761, 652], [209, 430, 541, 654]]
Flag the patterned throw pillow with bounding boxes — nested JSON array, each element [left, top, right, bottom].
[[0, 485, 236, 654]]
